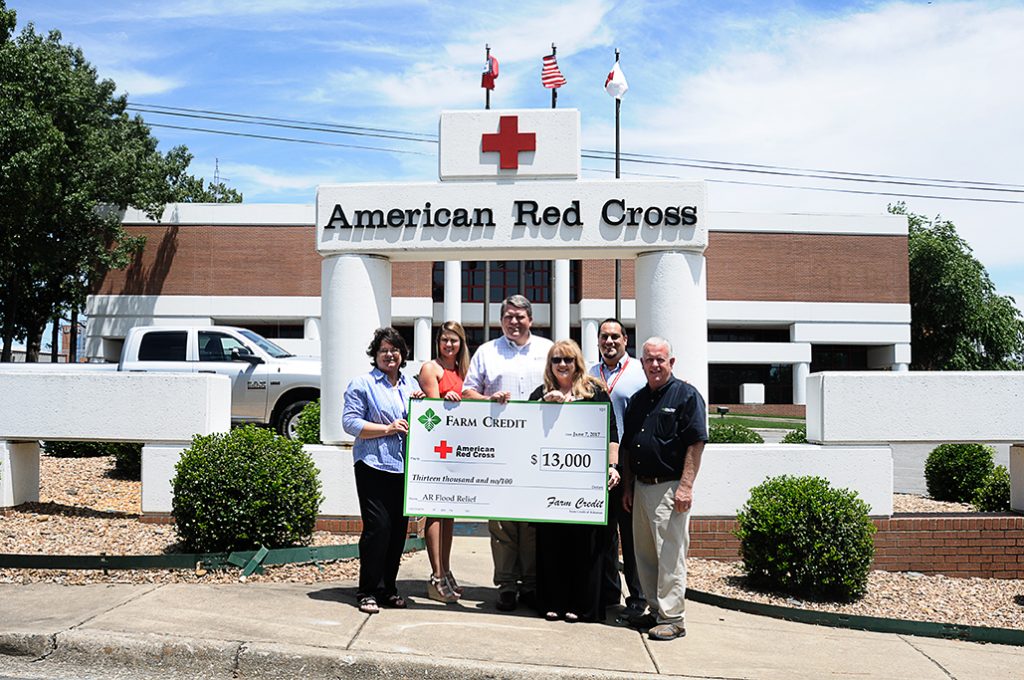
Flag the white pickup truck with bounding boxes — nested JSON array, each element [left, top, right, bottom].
[[117, 325, 320, 439]]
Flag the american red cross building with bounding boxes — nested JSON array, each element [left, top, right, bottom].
[[91, 107, 911, 435]]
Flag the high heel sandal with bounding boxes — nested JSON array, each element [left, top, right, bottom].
[[428, 574, 458, 603], [445, 570, 464, 596]]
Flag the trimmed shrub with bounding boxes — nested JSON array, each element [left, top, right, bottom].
[[924, 443, 995, 503], [780, 426, 807, 444], [294, 398, 322, 445], [172, 425, 323, 552], [110, 443, 143, 480], [709, 421, 764, 444], [43, 441, 110, 457], [973, 466, 1011, 512], [43, 441, 142, 480], [734, 475, 876, 602]]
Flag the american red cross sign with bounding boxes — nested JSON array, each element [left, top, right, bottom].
[[481, 116, 536, 170]]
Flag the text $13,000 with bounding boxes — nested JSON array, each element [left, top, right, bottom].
[[532, 451, 594, 471]]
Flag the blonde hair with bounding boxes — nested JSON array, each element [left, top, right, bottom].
[[436, 321, 470, 379], [543, 339, 604, 399]]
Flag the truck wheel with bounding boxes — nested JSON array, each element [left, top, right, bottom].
[[277, 400, 311, 440]]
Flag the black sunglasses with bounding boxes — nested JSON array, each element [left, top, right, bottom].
[[550, 356, 574, 365]]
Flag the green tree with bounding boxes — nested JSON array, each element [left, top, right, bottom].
[[166, 146, 243, 203], [891, 202, 1024, 370], [0, 4, 237, 360]]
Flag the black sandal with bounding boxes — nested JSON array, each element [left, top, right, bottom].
[[382, 594, 407, 609], [358, 596, 380, 615]]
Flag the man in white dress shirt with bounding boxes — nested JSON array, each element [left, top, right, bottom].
[[463, 295, 553, 611]]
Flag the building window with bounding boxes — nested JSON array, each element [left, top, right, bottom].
[[431, 260, 581, 304], [708, 363, 793, 404], [708, 328, 789, 342], [234, 323, 305, 339], [811, 345, 868, 372]]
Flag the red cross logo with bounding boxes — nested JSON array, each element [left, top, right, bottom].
[[481, 116, 536, 170], [434, 440, 453, 459]]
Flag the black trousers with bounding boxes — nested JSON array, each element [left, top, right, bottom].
[[354, 461, 409, 600], [603, 482, 645, 609]]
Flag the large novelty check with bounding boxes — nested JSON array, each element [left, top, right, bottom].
[[404, 398, 611, 524]]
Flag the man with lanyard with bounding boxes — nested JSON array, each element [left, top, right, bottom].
[[463, 294, 553, 612], [587, 318, 647, 617], [621, 337, 707, 641]]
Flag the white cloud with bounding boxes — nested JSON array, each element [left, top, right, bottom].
[[106, 69, 182, 96], [615, 1, 1024, 278], [220, 162, 343, 194], [309, 0, 613, 109]]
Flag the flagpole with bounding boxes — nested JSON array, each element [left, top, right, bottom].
[[551, 43, 557, 109], [485, 44, 491, 110], [484, 44, 492, 335], [614, 48, 622, 321]]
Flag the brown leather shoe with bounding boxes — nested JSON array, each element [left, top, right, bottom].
[[648, 622, 686, 640]]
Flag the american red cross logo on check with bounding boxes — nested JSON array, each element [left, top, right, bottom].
[[434, 439, 453, 459], [481, 115, 536, 170]]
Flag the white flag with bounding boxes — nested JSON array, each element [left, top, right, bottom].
[[604, 62, 628, 99]]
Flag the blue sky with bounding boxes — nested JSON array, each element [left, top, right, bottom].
[[10, 0, 1024, 311]]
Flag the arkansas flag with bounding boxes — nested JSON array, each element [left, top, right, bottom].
[[604, 62, 628, 99], [481, 55, 499, 90]]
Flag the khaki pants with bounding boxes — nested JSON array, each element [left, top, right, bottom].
[[632, 480, 690, 624], [489, 519, 537, 593]]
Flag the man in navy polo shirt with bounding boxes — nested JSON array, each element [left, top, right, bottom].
[[620, 336, 707, 641]]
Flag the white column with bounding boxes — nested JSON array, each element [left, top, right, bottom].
[[1010, 444, 1024, 514], [635, 250, 708, 401], [892, 363, 909, 372], [414, 316, 432, 362], [551, 259, 571, 341], [443, 261, 461, 323], [793, 361, 810, 405], [304, 317, 320, 341], [0, 440, 40, 507], [320, 254, 392, 445], [581, 317, 600, 365]]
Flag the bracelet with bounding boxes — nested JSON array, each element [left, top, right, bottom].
[[609, 463, 621, 473]]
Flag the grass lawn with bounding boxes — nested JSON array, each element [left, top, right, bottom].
[[712, 415, 806, 430]]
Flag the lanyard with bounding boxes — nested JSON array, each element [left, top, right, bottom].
[[600, 357, 629, 394]]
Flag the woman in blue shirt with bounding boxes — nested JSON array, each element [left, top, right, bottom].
[[343, 326, 420, 615]]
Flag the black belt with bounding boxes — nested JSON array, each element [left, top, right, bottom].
[[635, 475, 677, 485]]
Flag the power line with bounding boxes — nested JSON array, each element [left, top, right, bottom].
[[147, 123, 434, 156], [129, 102, 437, 140], [134, 103, 1024, 204], [586, 150, 1024, 190], [581, 151, 1024, 194], [584, 166, 1024, 203]]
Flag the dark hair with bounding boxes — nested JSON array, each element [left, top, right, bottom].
[[598, 318, 626, 336], [366, 326, 409, 368]]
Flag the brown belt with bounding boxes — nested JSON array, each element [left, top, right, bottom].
[[635, 475, 677, 485]]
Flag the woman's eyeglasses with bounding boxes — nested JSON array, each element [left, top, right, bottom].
[[550, 356, 574, 365]]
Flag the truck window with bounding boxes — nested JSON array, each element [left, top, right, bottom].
[[198, 331, 246, 362], [137, 331, 188, 361]]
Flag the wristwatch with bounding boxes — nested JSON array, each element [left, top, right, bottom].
[[609, 463, 622, 473]]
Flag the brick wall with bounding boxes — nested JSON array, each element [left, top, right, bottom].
[[690, 515, 1024, 579], [708, 404, 807, 418], [99, 226, 908, 306]]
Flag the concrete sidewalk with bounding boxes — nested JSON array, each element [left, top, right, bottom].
[[2, 536, 1021, 679]]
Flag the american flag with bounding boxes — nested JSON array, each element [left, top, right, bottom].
[[541, 54, 566, 89]]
